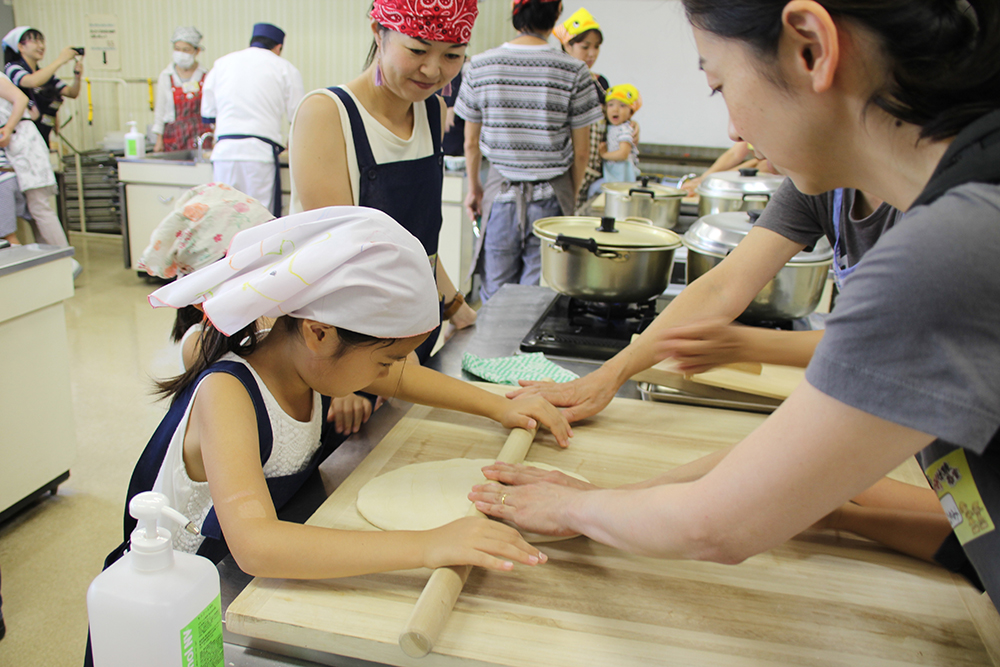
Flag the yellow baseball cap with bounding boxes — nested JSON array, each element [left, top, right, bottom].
[[606, 84, 642, 113]]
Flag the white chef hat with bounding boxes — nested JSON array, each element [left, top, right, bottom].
[[170, 26, 203, 48], [2, 27, 34, 53], [148, 206, 440, 339]]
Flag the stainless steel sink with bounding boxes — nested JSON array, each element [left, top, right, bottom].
[[142, 149, 211, 163]]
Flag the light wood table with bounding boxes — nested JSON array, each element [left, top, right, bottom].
[[228, 390, 1000, 666]]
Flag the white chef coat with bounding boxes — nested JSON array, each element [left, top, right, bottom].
[[151, 64, 209, 135], [201, 47, 304, 163]]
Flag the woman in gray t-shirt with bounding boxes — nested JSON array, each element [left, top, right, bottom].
[[469, 0, 1000, 610]]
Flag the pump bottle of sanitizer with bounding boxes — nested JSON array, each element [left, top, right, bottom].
[[123, 120, 145, 158], [87, 492, 224, 667]]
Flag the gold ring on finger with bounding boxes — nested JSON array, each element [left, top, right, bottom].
[[500, 492, 508, 506]]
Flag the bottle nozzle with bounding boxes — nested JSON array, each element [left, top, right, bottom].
[[129, 492, 198, 537]]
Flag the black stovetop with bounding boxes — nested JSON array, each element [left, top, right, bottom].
[[520, 294, 661, 361], [520, 293, 799, 362]]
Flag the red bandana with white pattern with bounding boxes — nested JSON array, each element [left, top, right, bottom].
[[370, 0, 479, 44]]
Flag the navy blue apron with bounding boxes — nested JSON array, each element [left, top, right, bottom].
[[329, 87, 444, 363], [84, 360, 344, 665], [215, 134, 284, 217]]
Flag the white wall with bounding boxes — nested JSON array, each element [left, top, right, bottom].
[[558, 0, 733, 148], [12, 0, 730, 152]]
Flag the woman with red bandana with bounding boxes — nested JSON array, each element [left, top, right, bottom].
[[290, 0, 479, 433]]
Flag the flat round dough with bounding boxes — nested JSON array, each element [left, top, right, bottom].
[[356, 458, 588, 543]]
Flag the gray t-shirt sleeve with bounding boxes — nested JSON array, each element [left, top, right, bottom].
[[754, 178, 830, 247], [806, 183, 1000, 452]]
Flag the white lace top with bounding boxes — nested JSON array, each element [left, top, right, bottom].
[[151, 352, 323, 553]]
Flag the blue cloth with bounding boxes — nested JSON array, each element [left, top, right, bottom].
[[252, 22, 284, 44], [329, 86, 444, 362], [603, 158, 637, 184]]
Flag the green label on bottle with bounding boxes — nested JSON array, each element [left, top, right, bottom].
[[179, 594, 224, 667], [126, 138, 136, 156]]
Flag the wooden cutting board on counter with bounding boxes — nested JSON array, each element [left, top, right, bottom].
[[226, 389, 999, 667], [631, 359, 805, 401]]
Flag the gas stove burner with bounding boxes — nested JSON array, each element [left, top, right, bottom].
[[566, 297, 658, 328], [520, 294, 664, 361]]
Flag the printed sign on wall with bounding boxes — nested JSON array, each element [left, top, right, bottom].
[[86, 14, 119, 71]]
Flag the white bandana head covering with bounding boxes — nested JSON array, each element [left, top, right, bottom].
[[170, 26, 203, 49], [2, 27, 34, 53], [138, 183, 274, 279], [148, 206, 440, 339]]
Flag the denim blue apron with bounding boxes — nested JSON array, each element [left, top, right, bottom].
[[102, 360, 336, 566], [329, 87, 444, 363], [830, 188, 856, 289]]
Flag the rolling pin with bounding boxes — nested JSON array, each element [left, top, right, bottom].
[[398, 424, 539, 658]]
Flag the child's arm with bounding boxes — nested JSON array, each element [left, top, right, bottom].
[[0, 76, 28, 148], [192, 373, 548, 579], [600, 140, 633, 162], [365, 363, 573, 447]]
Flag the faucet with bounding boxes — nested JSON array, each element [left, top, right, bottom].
[[195, 132, 214, 161]]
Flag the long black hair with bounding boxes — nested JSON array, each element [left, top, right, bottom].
[[3, 28, 43, 64], [681, 0, 1000, 140], [155, 316, 396, 402], [512, 1, 563, 34]]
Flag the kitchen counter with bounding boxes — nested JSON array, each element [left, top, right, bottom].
[[216, 284, 1000, 666], [0, 243, 77, 522]]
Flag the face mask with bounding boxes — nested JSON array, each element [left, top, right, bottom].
[[172, 51, 195, 69]]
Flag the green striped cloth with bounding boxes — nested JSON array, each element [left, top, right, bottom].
[[462, 352, 579, 385]]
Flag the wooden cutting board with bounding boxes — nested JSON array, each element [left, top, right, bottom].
[[226, 390, 999, 667], [632, 357, 805, 401]]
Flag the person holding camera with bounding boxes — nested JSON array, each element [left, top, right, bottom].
[[2, 26, 82, 147]]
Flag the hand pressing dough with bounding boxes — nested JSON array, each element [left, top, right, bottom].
[[356, 458, 589, 543]]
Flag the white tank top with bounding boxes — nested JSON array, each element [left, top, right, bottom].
[[289, 85, 436, 212], [151, 352, 323, 553]]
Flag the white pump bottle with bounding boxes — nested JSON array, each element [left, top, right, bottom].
[[124, 120, 145, 158], [87, 492, 224, 667]]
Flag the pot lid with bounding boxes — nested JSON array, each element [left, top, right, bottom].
[[695, 169, 786, 199], [682, 212, 833, 263], [601, 181, 685, 199], [533, 216, 682, 250]]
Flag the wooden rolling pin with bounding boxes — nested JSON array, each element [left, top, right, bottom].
[[398, 424, 539, 658]]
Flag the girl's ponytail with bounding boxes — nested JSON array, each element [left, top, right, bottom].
[[154, 318, 263, 402]]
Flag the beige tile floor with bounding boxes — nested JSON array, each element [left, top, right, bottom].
[[0, 233, 181, 666]]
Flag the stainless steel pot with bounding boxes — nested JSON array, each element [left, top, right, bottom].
[[534, 216, 683, 302], [695, 168, 785, 218], [602, 178, 686, 230], [683, 212, 833, 321]]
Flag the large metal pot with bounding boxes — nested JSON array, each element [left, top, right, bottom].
[[602, 177, 686, 230], [534, 216, 683, 302], [683, 212, 833, 321], [696, 168, 785, 217]]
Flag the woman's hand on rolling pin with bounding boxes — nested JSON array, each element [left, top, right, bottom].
[[481, 461, 599, 491], [469, 482, 581, 538], [422, 516, 547, 571], [507, 366, 618, 423], [652, 318, 750, 375], [500, 394, 573, 448]]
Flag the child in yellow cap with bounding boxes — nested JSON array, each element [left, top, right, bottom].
[[600, 84, 642, 183]]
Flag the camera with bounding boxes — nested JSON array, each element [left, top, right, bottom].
[[72, 47, 85, 55]]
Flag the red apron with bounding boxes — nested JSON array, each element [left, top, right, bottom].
[[162, 74, 212, 152]]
